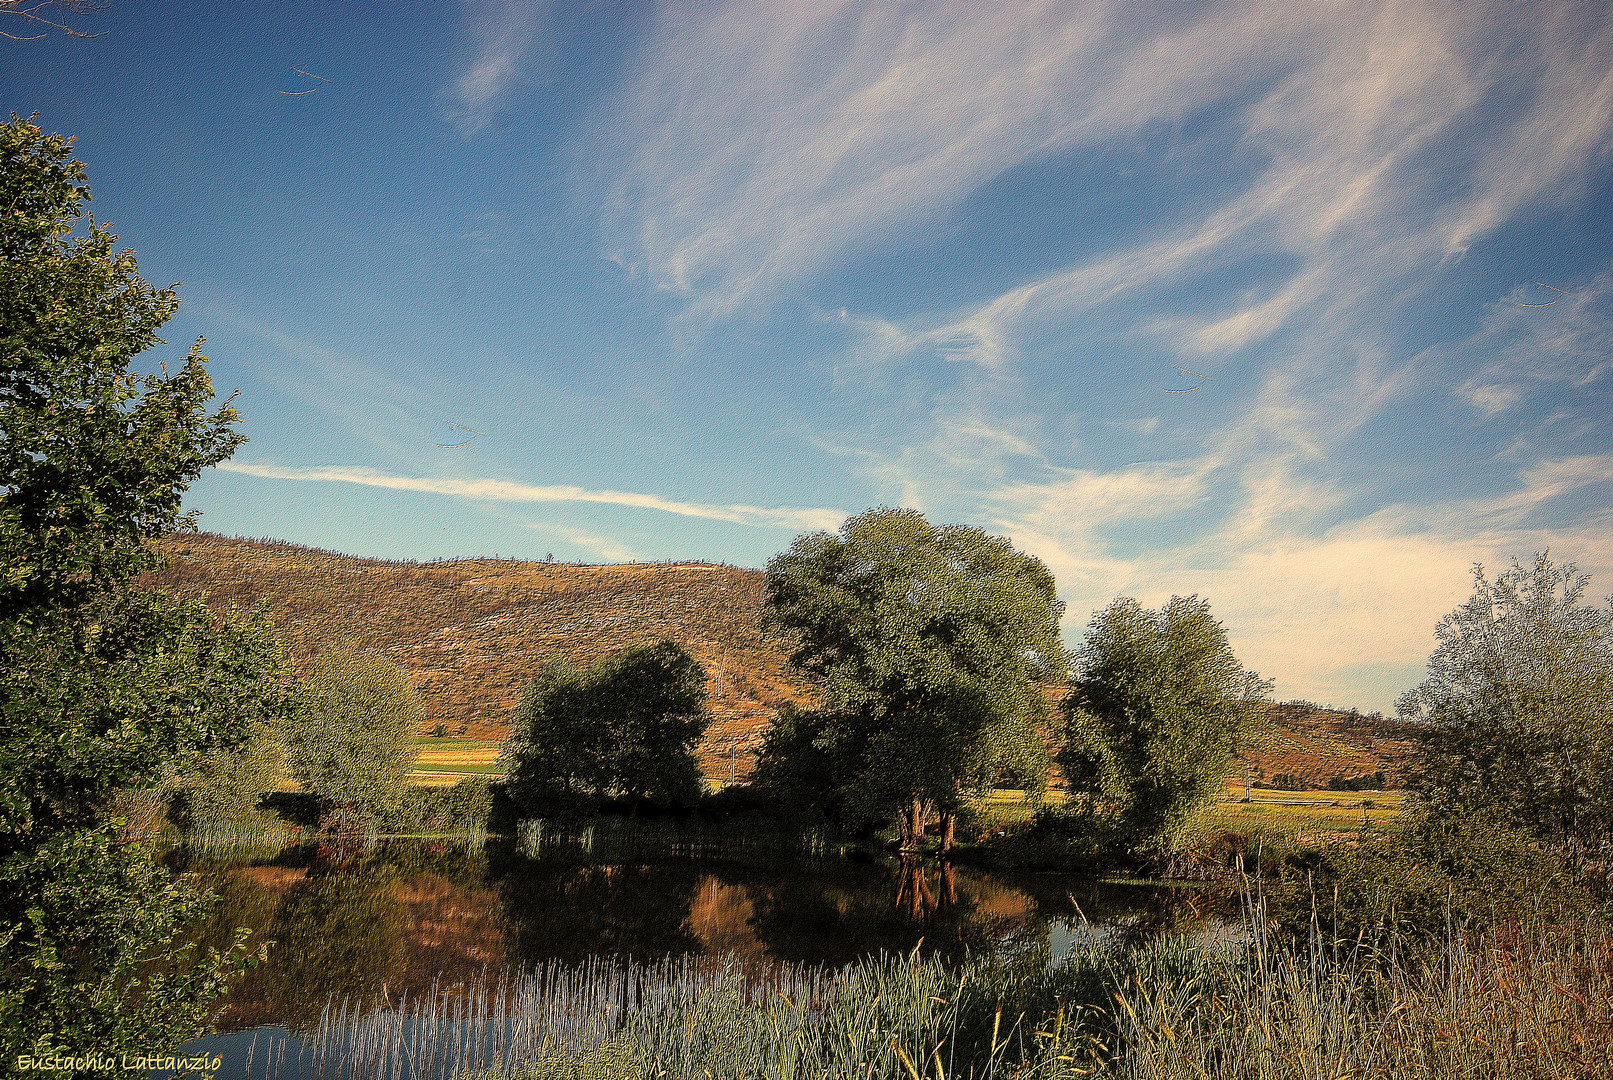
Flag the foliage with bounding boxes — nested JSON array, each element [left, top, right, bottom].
[[171, 717, 286, 832], [284, 648, 423, 830], [1271, 810, 1590, 951], [502, 640, 711, 817], [395, 775, 495, 833], [1057, 595, 1271, 855], [1, 114, 290, 1063], [1396, 552, 1613, 865], [482, 1040, 644, 1080], [0, 832, 261, 1065], [759, 507, 1066, 846]]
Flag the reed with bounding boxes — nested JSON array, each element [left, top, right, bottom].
[[239, 951, 961, 1080], [234, 901, 1613, 1079]]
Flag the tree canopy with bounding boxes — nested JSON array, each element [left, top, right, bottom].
[[0, 113, 291, 1061], [501, 639, 711, 816], [284, 648, 424, 831], [1058, 594, 1271, 855], [1397, 552, 1613, 864], [758, 507, 1066, 849]]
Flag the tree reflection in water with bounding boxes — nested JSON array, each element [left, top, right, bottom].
[[176, 838, 1224, 1033]]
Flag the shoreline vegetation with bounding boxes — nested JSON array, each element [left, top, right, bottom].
[[224, 897, 1613, 1080]]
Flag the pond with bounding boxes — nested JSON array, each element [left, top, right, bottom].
[[167, 830, 1230, 1077]]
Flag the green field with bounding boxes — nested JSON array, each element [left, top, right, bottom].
[[411, 737, 504, 784]]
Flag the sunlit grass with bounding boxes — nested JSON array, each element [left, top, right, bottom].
[[412, 738, 505, 783], [235, 910, 1613, 1080], [413, 737, 503, 751]]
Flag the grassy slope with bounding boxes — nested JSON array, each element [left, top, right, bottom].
[[147, 532, 813, 779], [147, 533, 1419, 792]]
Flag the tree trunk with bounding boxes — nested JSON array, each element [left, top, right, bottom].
[[939, 811, 955, 855], [900, 797, 932, 851]]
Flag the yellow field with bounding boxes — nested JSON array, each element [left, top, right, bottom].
[[966, 786, 1405, 848], [411, 737, 504, 783], [1193, 787, 1404, 847]]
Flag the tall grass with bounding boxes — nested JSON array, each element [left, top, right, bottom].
[[239, 952, 961, 1080], [232, 901, 1613, 1080]]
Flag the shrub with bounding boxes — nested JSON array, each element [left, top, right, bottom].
[[1272, 810, 1590, 950], [171, 718, 286, 832], [395, 776, 495, 833]]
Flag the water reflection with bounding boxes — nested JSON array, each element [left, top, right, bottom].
[[170, 838, 1227, 1033]]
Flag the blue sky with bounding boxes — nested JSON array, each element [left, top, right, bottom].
[[7, 0, 1612, 712]]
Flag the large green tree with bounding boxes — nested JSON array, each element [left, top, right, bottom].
[[758, 508, 1066, 852], [1396, 552, 1613, 868], [283, 648, 423, 832], [501, 639, 711, 817], [1057, 595, 1271, 855], [1, 115, 292, 1064]]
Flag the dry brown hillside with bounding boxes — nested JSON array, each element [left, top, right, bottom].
[[1238, 701, 1420, 790], [146, 533, 1419, 788], [146, 533, 815, 776]]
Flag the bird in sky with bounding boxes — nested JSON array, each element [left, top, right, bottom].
[[1516, 281, 1571, 308], [434, 422, 488, 449], [280, 67, 329, 95], [1165, 366, 1211, 392]]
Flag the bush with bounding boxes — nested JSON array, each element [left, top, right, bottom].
[[170, 718, 286, 832], [1272, 811, 1591, 950], [976, 804, 1131, 872], [394, 777, 496, 833]]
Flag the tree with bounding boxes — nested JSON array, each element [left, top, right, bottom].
[[284, 648, 423, 832], [170, 717, 286, 832], [1, 114, 293, 1062], [502, 639, 711, 817], [759, 507, 1066, 852], [1057, 595, 1271, 855], [1396, 552, 1613, 867]]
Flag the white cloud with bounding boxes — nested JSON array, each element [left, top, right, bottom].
[[520, 521, 639, 562], [446, 0, 546, 133], [589, 0, 1613, 712], [218, 461, 846, 531], [601, 1, 1341, 318], [979, 452, 1613, 712], [1462, 383, 1525, 416]]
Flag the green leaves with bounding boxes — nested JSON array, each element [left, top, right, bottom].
[[502, 639, 712, 816], [1, 114, 290, 1057], [1397, 552, 1613, 857], [1058, 595, 1270, 854], [760, 508, 1066, 838], [2, 116, 243, 616], [284, 648, 423, 827]]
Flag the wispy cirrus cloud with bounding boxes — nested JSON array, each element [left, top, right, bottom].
[[446, 0, 546, 133], [601, 0, 1328, 319], [520, 521, 639, 562], [218, 462, 845, 532]]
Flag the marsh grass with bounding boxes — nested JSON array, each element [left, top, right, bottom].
[[239, 952, 963, 1080], [229, 891, 1613, 1080]]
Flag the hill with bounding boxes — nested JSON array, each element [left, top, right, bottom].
[[1239, 701, 1419, 791], [146, 533, 812, 778], [146, 533, 1420, 788]]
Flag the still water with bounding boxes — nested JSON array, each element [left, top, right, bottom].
[[170, 833, 1226, 1037]]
